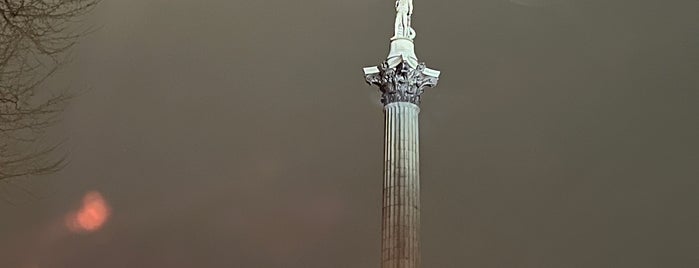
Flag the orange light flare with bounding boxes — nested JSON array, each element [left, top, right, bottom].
[[65, 191, 111, 233]]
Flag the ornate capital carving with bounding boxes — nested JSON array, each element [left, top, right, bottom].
[[365, 60, 439, 105]]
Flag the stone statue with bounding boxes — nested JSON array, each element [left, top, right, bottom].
[[394, 0, 416, 39], [364, 0, 440, 105]]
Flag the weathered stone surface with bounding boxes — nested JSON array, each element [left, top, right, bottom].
[[363, 1, 441, 267], [382, 102, 421, 268], [365, 60, 439, 105]]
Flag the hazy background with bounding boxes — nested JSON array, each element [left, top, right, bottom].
[[1, 0, 698, 267]]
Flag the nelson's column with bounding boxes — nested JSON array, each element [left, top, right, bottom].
[[363, 0, 440, 267]]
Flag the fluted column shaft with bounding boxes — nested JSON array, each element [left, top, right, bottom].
[[382, 101, 421, 268]]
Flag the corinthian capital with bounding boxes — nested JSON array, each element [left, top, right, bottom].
[[364, 60, 439, 105]]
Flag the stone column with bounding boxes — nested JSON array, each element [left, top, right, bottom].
[[382, 101, 421, 268], [365, 58, 438, 268], [363, 2, 440, 266]]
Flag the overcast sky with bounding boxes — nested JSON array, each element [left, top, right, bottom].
[[1, 0, 698, 267]]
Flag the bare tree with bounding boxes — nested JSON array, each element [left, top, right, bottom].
[[0, 0, 97, 185]]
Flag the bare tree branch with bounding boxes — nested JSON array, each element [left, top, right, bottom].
[[0, 0, 97, 183]]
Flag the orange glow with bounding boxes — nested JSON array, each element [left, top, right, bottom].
[[66, 191, 111, 233]]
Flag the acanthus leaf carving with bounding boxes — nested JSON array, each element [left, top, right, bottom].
[[365, 60, 439, 105]]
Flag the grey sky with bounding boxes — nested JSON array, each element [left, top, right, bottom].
[[1, 0, 698, 267]]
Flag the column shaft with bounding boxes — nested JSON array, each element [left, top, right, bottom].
[[382, 102, 421, 268]]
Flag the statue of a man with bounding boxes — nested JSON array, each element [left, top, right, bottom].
[[394, 0, 415, 39]]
